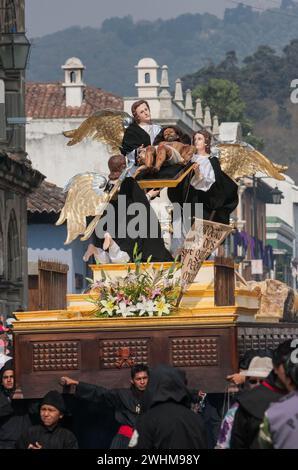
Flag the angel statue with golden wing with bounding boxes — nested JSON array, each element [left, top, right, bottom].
[[58, 106, 287, 265], [57, 107, 173, 262]]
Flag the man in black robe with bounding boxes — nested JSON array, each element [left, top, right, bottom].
[[168, 130, 238, 226], [129, 365, 207, 449], [60, 363, 149, 449], [16, 390, 78, 449], [0, 360, 35, 449]]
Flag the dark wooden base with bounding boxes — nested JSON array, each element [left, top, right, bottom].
[[14, 324, 238, 398]]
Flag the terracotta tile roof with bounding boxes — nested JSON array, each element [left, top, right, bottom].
[[26, 82, 123, 119], [27, 180, 65, 214]]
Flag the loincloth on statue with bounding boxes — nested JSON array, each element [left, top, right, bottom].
[[161, 144, 185, 165]]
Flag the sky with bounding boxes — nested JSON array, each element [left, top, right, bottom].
[[25, 0, 282, 38]]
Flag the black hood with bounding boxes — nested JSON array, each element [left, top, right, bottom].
[[0, 359, 13, 382], [0, 359, 14, 397], [143, 365, 190, 410]]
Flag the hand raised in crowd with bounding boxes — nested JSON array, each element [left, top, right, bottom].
[[28, 441, 42, 449], [60, 376, 79, 387], [226, 372, 246, 386]]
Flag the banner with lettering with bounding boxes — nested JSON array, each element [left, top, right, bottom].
[[177, 218, 233, 305]]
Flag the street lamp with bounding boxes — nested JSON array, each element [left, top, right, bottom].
[[0, 32, 31, 70], [271, 186, 283, 205]]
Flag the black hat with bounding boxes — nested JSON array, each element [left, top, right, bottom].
[[41, 390, 66, 414], [0, 359, 13, 382]]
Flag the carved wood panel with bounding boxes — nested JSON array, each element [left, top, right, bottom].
[[100, 339, 149, 369], [238, 325, 298, 359], [171, 337, 219, 367], [32, 341, 79, 371]]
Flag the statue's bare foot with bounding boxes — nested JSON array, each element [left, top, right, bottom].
[[103, 232, 112, 251], [83, 243, 97, 262]]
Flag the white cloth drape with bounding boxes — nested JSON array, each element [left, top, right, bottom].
[[190, 154, 216, 191]]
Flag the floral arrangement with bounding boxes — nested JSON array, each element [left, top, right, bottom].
[[87, 247, 181, 318]]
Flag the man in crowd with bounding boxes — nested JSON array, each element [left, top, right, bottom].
[[0, 360, 33, 449], [60, 363, 149, 449], [129, 365, 207, 449], [16, 390, 78, 449], [230, 340, 292, 449], [259, 342, 298, 449]]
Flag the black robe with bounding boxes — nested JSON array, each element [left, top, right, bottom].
[[121, 122, 151, 157], [95, 177, 173, 262], [75, 382, 145, 449], [16, 423, 78, 449], [168, 156, 239, 225], [132, 365, 207, 449], [0, 391, 35, 449]]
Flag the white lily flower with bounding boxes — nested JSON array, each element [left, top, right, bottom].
[[116, 301, 136, 318], [100, 299, 117, 316], [154, 297, 171, 316], [136, 300, 156, 317]]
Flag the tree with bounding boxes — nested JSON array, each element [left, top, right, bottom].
[[192, 78, 264, 149], [192, 78, 245, 122]]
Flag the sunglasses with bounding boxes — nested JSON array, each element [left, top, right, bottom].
[[247, 378, 263, 385]]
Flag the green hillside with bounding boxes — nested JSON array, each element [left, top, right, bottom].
[[182, 43, 298, 183], [27, 3, 298, 96]]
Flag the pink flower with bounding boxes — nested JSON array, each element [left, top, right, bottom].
[[151, 288, 161, 299]]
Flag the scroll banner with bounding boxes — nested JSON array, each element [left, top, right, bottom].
[[177, 218, 233, 306]]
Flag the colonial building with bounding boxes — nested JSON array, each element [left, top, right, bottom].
[[123, 58, 220, 137], [233, 176, 279, 281], [27, 180, 91, 304], [24, 58, 124, 295], [26, 57, 123, 187], [265, 175, 298, 287], [0, 0, 44, 315]]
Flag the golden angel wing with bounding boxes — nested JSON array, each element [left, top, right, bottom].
[[63, 109, 132, 153], [56, 173, 109, 245], [217, 143, 286, 181]]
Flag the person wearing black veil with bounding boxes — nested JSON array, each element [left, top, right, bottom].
[[168, 129, 238, 226], [121, 100, 161, 166], [129, 365, 207, 449], [93, 155, 173, 262]]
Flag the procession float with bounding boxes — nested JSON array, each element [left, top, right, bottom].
[[12, 110, 298, 398]]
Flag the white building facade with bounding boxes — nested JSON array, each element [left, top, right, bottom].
[[123, 58, 220, 137], [26, 57, 123, 187]]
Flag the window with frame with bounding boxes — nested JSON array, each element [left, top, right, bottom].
[[0, 0, 18, 33]]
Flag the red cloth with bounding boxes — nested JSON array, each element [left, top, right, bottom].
[[117, 425, 133, 439]]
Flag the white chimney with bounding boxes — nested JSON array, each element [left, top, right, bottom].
[[62, 57, 86, 107], [135, 58, 160, 98]]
